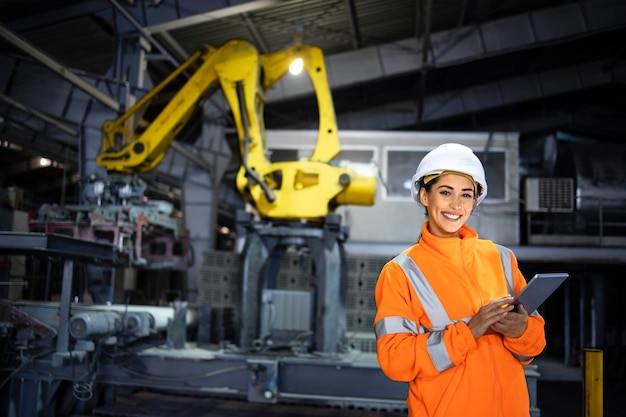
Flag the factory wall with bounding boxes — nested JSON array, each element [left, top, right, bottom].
[[266, 130, 520, 246]]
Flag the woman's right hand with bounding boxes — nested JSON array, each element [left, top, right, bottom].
[[467, 295, 514, 339]]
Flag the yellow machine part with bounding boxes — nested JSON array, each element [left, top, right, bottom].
[[244, 161, 376, 220], [97, 39, 376, 222]]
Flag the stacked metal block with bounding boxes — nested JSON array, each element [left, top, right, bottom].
[[197, 250, 390, 352]]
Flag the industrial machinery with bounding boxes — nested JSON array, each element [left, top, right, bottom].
[[0, 40, 386, 417], [25, 37, 377, 350], [28, 174, 189, 268], [524, 142, 626, 247], [97, 38, 375, 220], [96, 38, 376, 353]]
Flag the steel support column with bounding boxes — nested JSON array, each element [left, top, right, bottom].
[[237, 213, 348, 353]]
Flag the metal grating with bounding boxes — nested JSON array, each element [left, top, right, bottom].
[[346, 331, 377, 353], [198, 249, 386, 344], [525, 177, 574, 213]]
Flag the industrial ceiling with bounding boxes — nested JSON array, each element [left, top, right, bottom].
[[0, 0, 625, 209]]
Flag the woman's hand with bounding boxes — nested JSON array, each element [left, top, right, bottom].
[[490, 303, 529, 338], [467, 295, 514, 339]]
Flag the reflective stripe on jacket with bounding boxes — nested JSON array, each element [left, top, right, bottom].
[[374, 243, 537, 370]]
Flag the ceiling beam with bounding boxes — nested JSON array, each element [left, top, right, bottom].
[[457, 0, 469, 27], [344, 0, 361, 49], [109, 0, 180, 67], [0, 23, 121, 112], [3, 0, 281, 34], [0, 93, 77, 137], [241, 12, 269, 54], [265, 0, 626, 102], [286, 59, 626, 132], [5, 2, 108, 31], [416, 0, 433, 124], [144, 0, 285, 34], [0, 112, 78, 164]]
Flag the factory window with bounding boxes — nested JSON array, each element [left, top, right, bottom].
[[333, 150, 377, 177], [483, 151, 506, 200], [334, 149, 374, 165], [386, 149, 507, 201]]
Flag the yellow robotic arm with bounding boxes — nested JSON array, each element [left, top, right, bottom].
[[97, 39, 376, 221], [259, 43, 340, 163], [98, 48, 218, 173]]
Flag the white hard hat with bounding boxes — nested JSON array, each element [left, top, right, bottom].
[[410, 143, 488, 206]]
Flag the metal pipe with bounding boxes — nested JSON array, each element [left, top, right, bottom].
[[583, 348, 603, 417], [0, 24, 120, 112], [108, 0, 179, 67], [55, 259, 74, 358], [12, 301, 198, 331], [0, 93, 78, 136], [564, 280, 571, 365], [345, 0, 361, 49], [416, 0, 432, 124]]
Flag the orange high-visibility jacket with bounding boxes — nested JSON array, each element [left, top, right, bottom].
[[374, 223, 546, 417]]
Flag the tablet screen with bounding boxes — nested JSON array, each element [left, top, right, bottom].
[[513, 273, 569, 312]]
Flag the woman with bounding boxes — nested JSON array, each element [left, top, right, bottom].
[[374, 143, 546, 417]]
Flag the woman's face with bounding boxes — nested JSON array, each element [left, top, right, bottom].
[[419, 173, 477, 238]]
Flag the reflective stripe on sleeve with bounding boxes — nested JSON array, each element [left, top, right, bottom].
[[374, 316, 419, 338], [374, 316, 456, 372], [426, 330, 454, 372]]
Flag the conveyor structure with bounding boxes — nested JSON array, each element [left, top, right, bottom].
[[0, 231, 541, 416]]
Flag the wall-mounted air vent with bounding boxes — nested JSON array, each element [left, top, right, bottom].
[[525, 178, 574, 213]]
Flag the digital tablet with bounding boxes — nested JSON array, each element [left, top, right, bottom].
[[513, 273, 569, 312]]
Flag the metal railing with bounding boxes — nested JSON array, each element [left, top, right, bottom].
[[526, 197, 626, 247]]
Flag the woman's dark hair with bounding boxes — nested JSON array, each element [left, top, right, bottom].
[[417, 177, 435, 217], [418, 175, 483, 197], [417, 174, 481, 217]]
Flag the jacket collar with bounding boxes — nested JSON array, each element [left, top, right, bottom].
[[416, 222, 478, 266]]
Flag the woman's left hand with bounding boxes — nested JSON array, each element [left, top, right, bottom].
[[490, 303, 528, 338]]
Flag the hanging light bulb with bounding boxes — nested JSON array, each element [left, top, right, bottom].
[[289, 23, 305, 76], [289, 57, 304, 75], [292, 23, 304, 46]]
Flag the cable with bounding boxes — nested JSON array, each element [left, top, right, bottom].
[[0, 348, 55, 391], [70, 334, 107, 402]]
